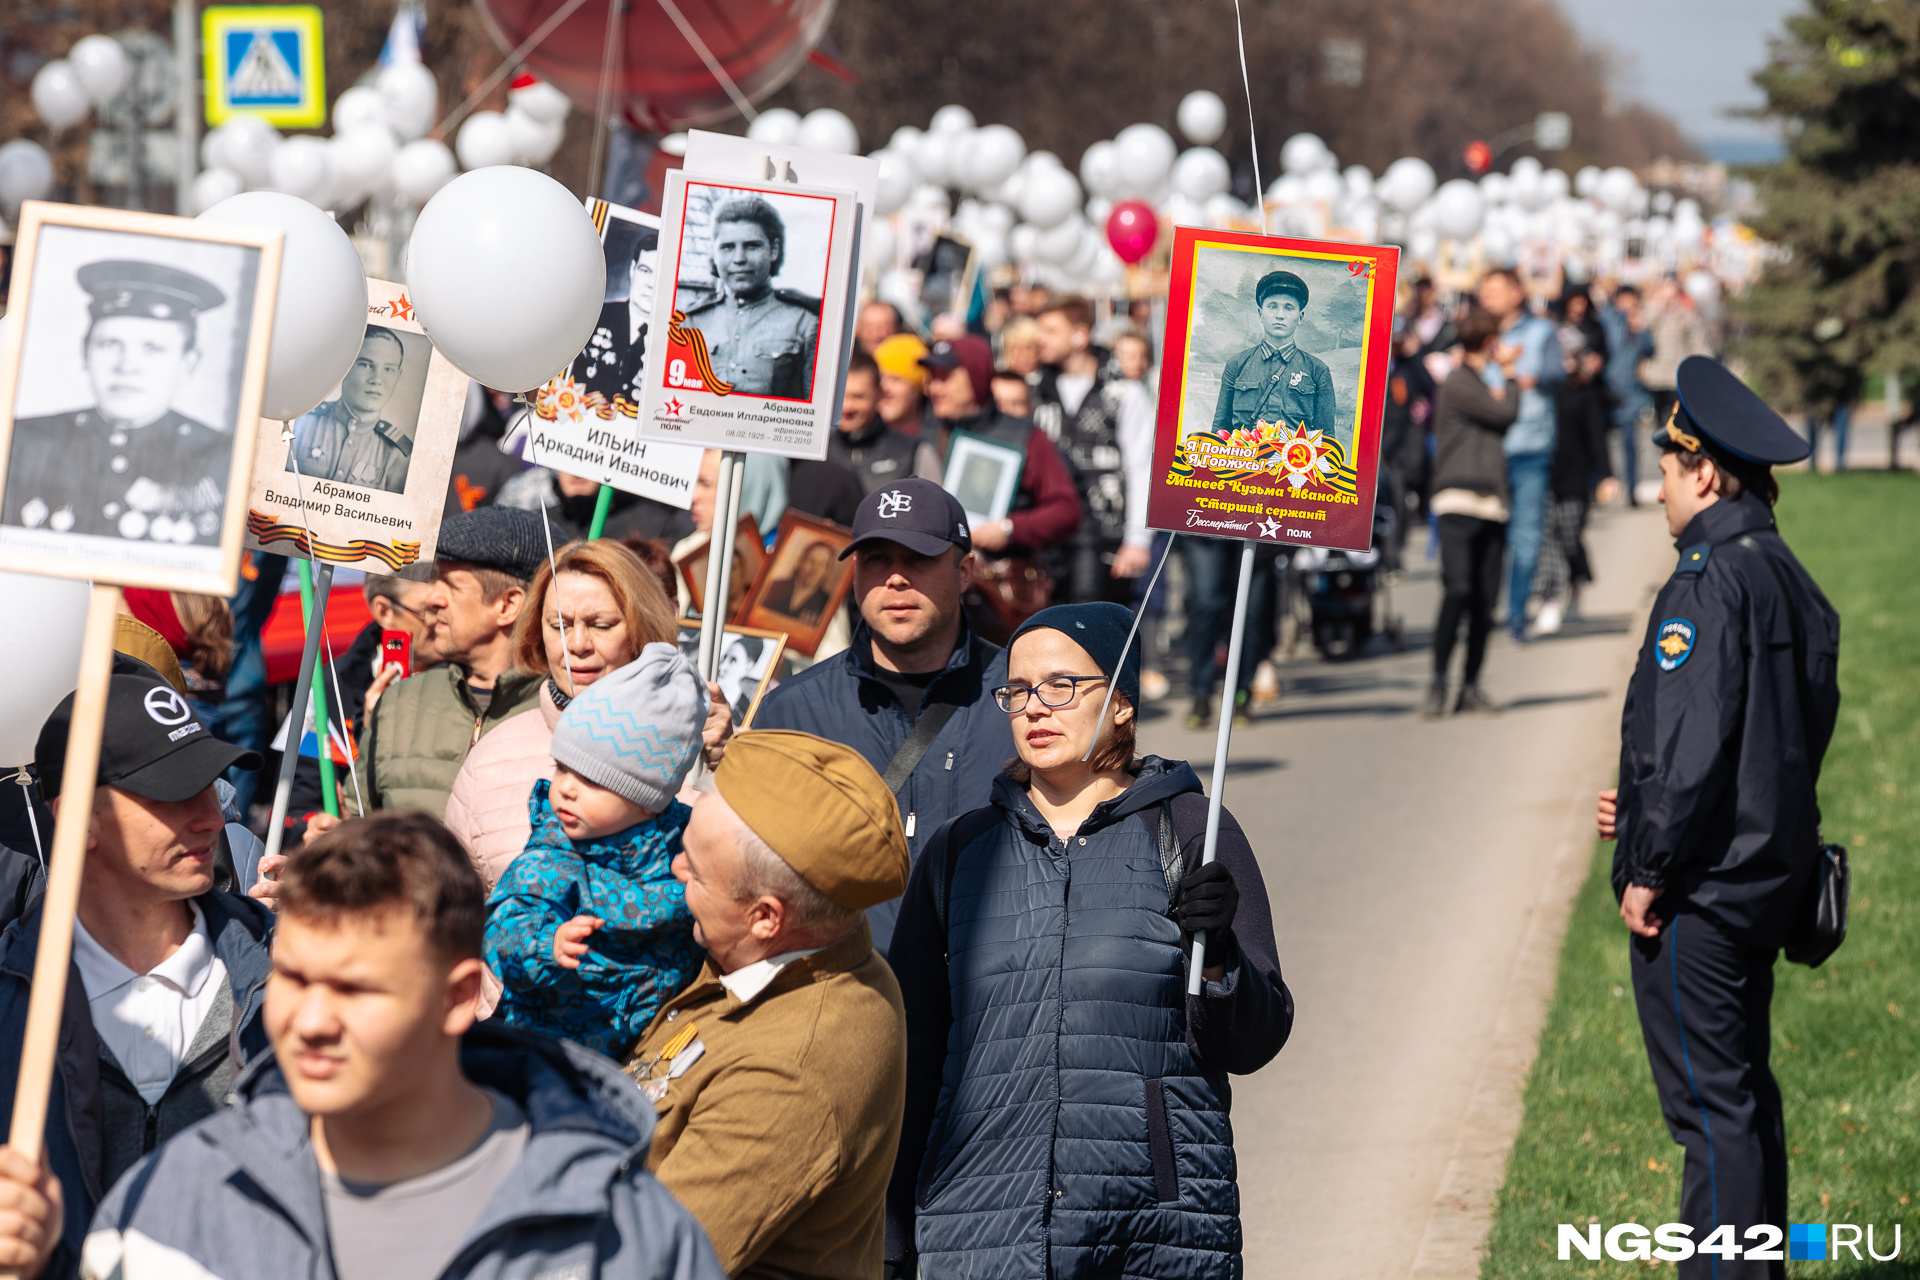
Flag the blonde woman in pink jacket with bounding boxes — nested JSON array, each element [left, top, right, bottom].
[[443, 538, 729, 889]]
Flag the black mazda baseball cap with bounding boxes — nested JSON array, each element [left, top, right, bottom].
[[840, 477, 973, 560], [36, 673, 261, 803]]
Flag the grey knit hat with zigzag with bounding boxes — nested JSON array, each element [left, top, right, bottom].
[[548, 642, 704, 813]]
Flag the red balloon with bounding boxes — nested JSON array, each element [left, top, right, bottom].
[[1463, 140, 1493, 176], [1106, 200, 1160, 266], [475, 0, 832, 132]]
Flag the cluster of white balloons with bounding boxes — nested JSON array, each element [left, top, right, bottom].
[[859, 90, 1248, 296], [187, 62, 572, 217], [5, 35, 134, 215]]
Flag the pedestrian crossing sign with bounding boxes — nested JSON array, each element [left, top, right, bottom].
[[202, 6, 326, 128]]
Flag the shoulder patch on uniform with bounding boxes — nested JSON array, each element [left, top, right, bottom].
[[375, 421, 414, 456], [1674, 543, 1712, 575], [1655, 618, 1696, 671], [773, 287, 823, 315]]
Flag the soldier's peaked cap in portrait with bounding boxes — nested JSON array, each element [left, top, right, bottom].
[[1255, 270, 1309, 308], [76, 260, 226, 323], [1652, 355, 1811, 466]]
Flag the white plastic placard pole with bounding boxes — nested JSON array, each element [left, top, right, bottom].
[[1189, 540, 1256, 995], [697, 450, 747, 681]]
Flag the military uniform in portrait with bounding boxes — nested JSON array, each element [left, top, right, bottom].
[[682, 288, 820, 400], [1210, 269, 1338, 438]]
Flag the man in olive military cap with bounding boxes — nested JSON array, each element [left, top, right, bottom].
[[3, 259, 232, 545], [1210, 269, 1338, 439], [682, 196, 822, 400], [285, 325, 414, 494]]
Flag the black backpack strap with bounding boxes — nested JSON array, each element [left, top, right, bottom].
[[881, 701, 960, 794]]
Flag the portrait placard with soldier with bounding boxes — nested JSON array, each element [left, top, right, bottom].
[[0, 207, 278, 590]]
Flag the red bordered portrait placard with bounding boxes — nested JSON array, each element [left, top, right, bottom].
[[1147, 226, 1399, 552]]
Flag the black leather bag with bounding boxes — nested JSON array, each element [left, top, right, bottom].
[[1784, 842, 1848, 968]]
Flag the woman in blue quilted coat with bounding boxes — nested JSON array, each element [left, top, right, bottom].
[[886, 602, 1293, 1279]]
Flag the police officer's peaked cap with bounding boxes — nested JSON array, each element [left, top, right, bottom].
[[1654, 355, 1811, 466], [77, 260, 226, 323], [1254, 270, 1309, 309]]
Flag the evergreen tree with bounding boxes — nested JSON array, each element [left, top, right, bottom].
[[1740, 0, 1920, 413]]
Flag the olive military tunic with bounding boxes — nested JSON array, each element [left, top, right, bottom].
[[682, 288, 821, 400], [1209, 339, 1337, 437]]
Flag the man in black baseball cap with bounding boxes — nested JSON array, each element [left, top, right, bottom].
[[752, 477, 1015, 950], [0, 671, 275, 1274]]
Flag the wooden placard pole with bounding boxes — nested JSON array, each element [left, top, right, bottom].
[[6, 583, 122, 1158], [1188, 541, 1256, 996]]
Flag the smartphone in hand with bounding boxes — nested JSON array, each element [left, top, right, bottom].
[[380, 630, 412, 680]]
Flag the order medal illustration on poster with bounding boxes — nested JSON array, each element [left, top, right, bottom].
[[637, 169, 858, 461], [243, 277, 465, 570], [1147, 225, 1399, 552]]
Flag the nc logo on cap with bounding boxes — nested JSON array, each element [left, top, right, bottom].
[[144, 687, 193, 727], [877, 490, 913, 519]]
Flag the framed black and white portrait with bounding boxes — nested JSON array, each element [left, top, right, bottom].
[[640, 171, 857, 462], [942, 429, 1025, 531], [673, 619, 788, 729], [244, 278, 467, 574], [0, 201, 281, 594]]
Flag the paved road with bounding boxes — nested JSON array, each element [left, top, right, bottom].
[[1135, 502, 1679, 1279]]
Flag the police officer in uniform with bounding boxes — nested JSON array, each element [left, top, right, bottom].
[[1598, 356, 1839, 1279], [4, 260, 231, 545], [681, 196, 820, 399], [285, 324, 414, 494], [1211, 269, 1337, 438]]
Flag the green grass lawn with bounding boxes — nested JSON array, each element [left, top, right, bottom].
[[1481, 472, 1920, 1278]]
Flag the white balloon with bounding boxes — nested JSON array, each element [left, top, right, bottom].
[[1343, 165, 1374, 199], [198, 192, 368, 419], [1302, 168, 1343, 205], [456, 112, 516, 171], [746, 107, 802, 146], [1084, 195, 1113, 227], [1480, 171, 1512, 206], [1035, 215, 1086, 265], [185, 166, 244, 215], [1650, 189, 1674, 215], [1598, 166, 1639, 214], [1079, 141, 1121, 199], [1508, 155, 1545, 209], [1266, 173, 1306, 204], [1165, 194, 1208, 229], [69, 35, 131, 107], [1017, 163, 1081, 230], [509, 77, 572, 126], [0, 570, 91, 766], [1541, 168, 1570, 203], [967, 125, 1026, 191], [267, 136, 332, 204], [798, 108, 859, 155], [1114, 124, 1176, 195], [329, 124, 398, 204], [1379, 156, 1436, 212], [862, 217, 895, 280], [887, 126, 923, 161], [1280, 132, 1333, 175], [1171, 147, 1230, 201], [1009, 224, 1040, 263], [0, 140, 55, 211], [1177, 91, 1227, 146], [30, 61, 90, 130], [506, 106, 565, 166], [1063, 228, 1100, 278], [929, 104, 976, 135], [1205, 193, 1247, 228], [217, 118, 281, 187], [1574, 165, 1602, 199], [1432, 179, 1485, 241], [971, 228, 1009, 271], [912, 131, 955, 187], [377, 61, 439, 141], [332, 85, 388, 134], [405, 168, 605, 392], [390, 138, 457, 205], [1408, 227, 1439, 261], [871, 150, 914, 216], [907, 184, 950, 218], [1088, 244, 1127, 288], [978, 202, 1016, 234]]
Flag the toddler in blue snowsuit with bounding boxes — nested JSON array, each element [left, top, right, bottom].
[[486, 642, 707, 1057]]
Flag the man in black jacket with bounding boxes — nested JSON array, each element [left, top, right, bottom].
[[1597, 357, 1839, 1280], [830, 350, 936, 496]]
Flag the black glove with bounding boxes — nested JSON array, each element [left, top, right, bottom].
[[1169, 859, 1238, 941]]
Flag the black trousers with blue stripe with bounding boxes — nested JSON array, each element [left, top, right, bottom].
[[1630, 909, 1787, 1280]]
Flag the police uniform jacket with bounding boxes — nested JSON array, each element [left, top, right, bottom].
[[4, 409, 227, 544], [1611, 491, 1840, 947], [287, 399, 412, 494], [683, 287, 821, 399], [1210, 339, 1337, 437]]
